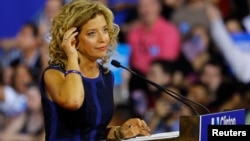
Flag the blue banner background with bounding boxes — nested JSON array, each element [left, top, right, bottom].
[[0, 0, 45, 38]]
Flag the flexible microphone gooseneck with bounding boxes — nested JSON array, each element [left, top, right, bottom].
[[111, 59, 210, 116]]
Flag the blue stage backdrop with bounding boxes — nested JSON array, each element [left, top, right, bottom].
[[0, 0, 45, 39]]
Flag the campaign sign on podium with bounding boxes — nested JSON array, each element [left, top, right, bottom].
[[199, 109, 245, 141]]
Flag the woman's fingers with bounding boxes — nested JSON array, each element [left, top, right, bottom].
[[68, 32, 78, 46], [61, 27, 79, 58], [139, 129, 151, 136], [120, 126, 139, 139], [63, 28, 78, 43], [63, 27, 77, 40], [140, 119, 148, 128], [121, 118, 151, 138], [67, 30, 78, 42], [137, 119, 151, 136]]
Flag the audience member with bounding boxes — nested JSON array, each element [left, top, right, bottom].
[[199, 59, 229, 102], [225, 17, 245, 34], [6, 64, 34, 117], [144, 85, 182, 134], [0, 22, 44, 82], [0, 65, 29, 128], [36, 0, 65, 72], [130, 59, 175, 118], [184, 82, 212, 115], [209, 81, 245, 113], [171, 0, 210, 37], [206, 4, 250, 84], [107, 0, 138, 26], [15, 22, 45, 81], [160, 0, 185, 20], [181, 24, 211, 74], [37, 0, 64, 44], [0, 66, 19, 129], [127, 0, 181, 92], [2, 65, 14, 86], [0, 82, 45, 141], [12, 64, 33, 96]]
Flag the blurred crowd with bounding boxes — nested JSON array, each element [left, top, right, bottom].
[[0, 0, 250, 140]]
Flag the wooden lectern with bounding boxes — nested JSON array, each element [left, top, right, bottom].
[[121, 110, 245, 141], [153, 108, 245, 141], [155, 116, 200, 141]]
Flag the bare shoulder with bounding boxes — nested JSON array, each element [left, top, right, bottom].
[[44, 69, 65, 84], [43, 69, 65, 99]]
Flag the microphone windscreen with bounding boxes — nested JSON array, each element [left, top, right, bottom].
[[111, 60, 121, 68]]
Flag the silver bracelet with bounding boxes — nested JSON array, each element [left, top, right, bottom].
[[64, 70, 82, 77]]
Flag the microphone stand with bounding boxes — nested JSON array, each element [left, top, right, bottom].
[[111, 60, 210, 116]]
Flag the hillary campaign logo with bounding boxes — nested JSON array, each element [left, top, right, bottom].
[[211, 116, 236, 125]]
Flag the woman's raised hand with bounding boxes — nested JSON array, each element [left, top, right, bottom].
[[61, 27, 79, 60], [119, 118, 151, 139]]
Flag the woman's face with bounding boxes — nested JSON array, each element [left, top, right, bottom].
[[200, 64, 222, 91], [14, 65, 32, 94], [16, 26, 37, 50], [77, 14, 110, 60], [138, 0, 161, 25], [146, 63, 171, 92], [45, 0, 62, 19], [187, 85, 209, 105]]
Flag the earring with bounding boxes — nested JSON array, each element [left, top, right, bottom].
[[76, 47, 79, 51]]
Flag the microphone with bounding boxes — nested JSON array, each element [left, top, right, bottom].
[[111, 59, 210, 116]]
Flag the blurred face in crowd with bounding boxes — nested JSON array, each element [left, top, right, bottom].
[[200, 64, 222, 92], [3, 66, 14, 86], [16, 25, 39, 51], [26, 86, 42, 112], [191, 25, 209, 48], [155, 94, 172, 117], [45, 0, 63, 19], [13, 65, 32, 94], [155, 86, 182, 117], [225, 19, 243, 34], [138, 0, 161, 26], [146, 63, 171, 92], [182, 24, 210, 65], [186, 84, 210, 105]]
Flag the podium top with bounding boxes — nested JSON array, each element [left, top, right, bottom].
[[122, 131, 179, 141]]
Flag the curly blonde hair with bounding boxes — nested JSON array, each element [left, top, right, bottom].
[[48, 0, 119, 72]]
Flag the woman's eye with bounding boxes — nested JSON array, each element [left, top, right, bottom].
[[87, 32, 96, 36], [103, 28, 108, 33]]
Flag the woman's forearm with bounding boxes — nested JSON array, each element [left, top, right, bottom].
[[59, 58, 84, 110]]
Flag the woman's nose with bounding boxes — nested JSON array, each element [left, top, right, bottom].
[[98, 32, 105, 42]]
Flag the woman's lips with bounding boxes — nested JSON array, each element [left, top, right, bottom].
[[97, 46, 107, 51]]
